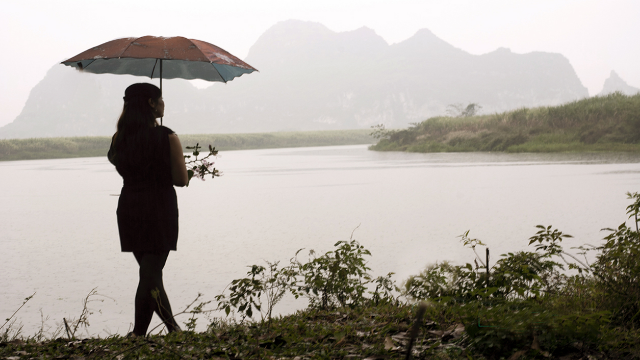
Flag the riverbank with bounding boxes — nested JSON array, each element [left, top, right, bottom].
[[370, 92, 640, 153], [0, 129, 374, 161], [0, 303, 467, 360], [1, 298, 637, 360]]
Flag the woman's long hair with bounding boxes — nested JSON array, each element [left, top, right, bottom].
[[113, 83, 162, 173]]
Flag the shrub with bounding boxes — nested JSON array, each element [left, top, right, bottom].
[[294, 239, 372, 310], [400, 223, 608, 357], [590, 192, 640, 327]]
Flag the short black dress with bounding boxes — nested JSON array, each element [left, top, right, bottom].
[[108, 126, 179, 252]]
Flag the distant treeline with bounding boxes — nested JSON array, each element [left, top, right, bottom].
[[371, 92, 640, 153], [0, 130, 374, 161]]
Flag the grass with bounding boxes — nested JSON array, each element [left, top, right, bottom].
[[370, 92, 640, 153], [2, 291, 637, 359], [0, 129, 374, 162], [0, 303, 470, 360]]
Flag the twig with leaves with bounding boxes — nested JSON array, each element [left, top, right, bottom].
[[215, 265, 265, 322], [147, 292, 212, 336], [0, 292, 35, 333], [184, 143, 220, 185], [63, 288, 113, 339], [459, 230, 487, 268], [626, 191, 640, 234]]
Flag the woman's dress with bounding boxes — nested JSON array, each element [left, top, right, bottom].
[[108, 126, 178, 252]]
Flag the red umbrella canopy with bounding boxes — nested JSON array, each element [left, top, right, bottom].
[[62, 36, 257, 83]]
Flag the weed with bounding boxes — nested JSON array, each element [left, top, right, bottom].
[[62, 288, 114, 339], [0, 292, 34, 342], [295, 238, 373, 310]]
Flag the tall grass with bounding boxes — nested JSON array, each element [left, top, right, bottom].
[[0, 129, 374, 161], [371, 92, 640, 153]]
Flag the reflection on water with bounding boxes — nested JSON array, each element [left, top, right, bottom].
[[235, 147, 640, 176], [1, 145, 639, 336]]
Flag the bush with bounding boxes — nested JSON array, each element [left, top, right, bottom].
[[590, 192, 640, 327], [215, 235, 399, 327], [211, 192, 640, 357], [399, 214, 635, 357], [294, 239, 372, 310]]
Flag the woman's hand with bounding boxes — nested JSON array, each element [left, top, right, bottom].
[[168, 134, 188, 187]]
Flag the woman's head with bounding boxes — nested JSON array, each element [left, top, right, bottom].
[[116, 83, 163, 134], [123, 83, 163, 117], [113, 83, 164, 165]]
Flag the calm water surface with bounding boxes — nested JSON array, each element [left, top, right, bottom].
[[2, 145, 639, 336]]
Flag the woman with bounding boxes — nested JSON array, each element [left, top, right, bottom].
[[108, 83, 188, 336]]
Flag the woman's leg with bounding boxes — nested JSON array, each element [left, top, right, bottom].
[[132, 251, 181, 336]]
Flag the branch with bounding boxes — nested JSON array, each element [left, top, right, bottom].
[[471, 247, 486, 268], [146, 293, 212, 336], [560, 251, 590, 270]]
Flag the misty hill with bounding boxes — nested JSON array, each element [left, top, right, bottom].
[[598, 70, 640, 96], [0, 20, 589, 139]]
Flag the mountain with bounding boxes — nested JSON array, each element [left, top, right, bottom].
[[0, 20, 589, 139], [598, 71, 640, 96]]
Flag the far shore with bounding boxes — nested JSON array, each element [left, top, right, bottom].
[[0, 129, 374, 162], [370, 93, 640, 153]]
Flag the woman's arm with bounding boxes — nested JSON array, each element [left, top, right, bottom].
[[168, 133, 188, 187]]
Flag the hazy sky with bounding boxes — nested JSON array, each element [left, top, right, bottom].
[[1, 0, 638, 128]]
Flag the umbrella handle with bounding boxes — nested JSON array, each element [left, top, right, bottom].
[[160, 59, 163, 126]]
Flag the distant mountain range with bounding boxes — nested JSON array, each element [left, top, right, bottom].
[[3, 20, 633, 139]]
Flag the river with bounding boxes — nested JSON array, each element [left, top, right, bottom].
[[1, 145, 639, 337]]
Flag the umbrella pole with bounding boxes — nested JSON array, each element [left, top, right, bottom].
[[160, 59, 163, 126]]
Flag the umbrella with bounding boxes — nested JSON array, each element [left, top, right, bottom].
[[61, 36, 258, 124]]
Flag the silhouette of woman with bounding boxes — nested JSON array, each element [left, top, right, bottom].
[[108, 83, 188, 336]]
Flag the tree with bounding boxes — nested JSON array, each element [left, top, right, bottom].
[[446, 103, 482, 117]]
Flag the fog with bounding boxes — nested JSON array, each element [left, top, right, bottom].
[[1, 0, 639, 131], [1, 19, 599, 139]]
